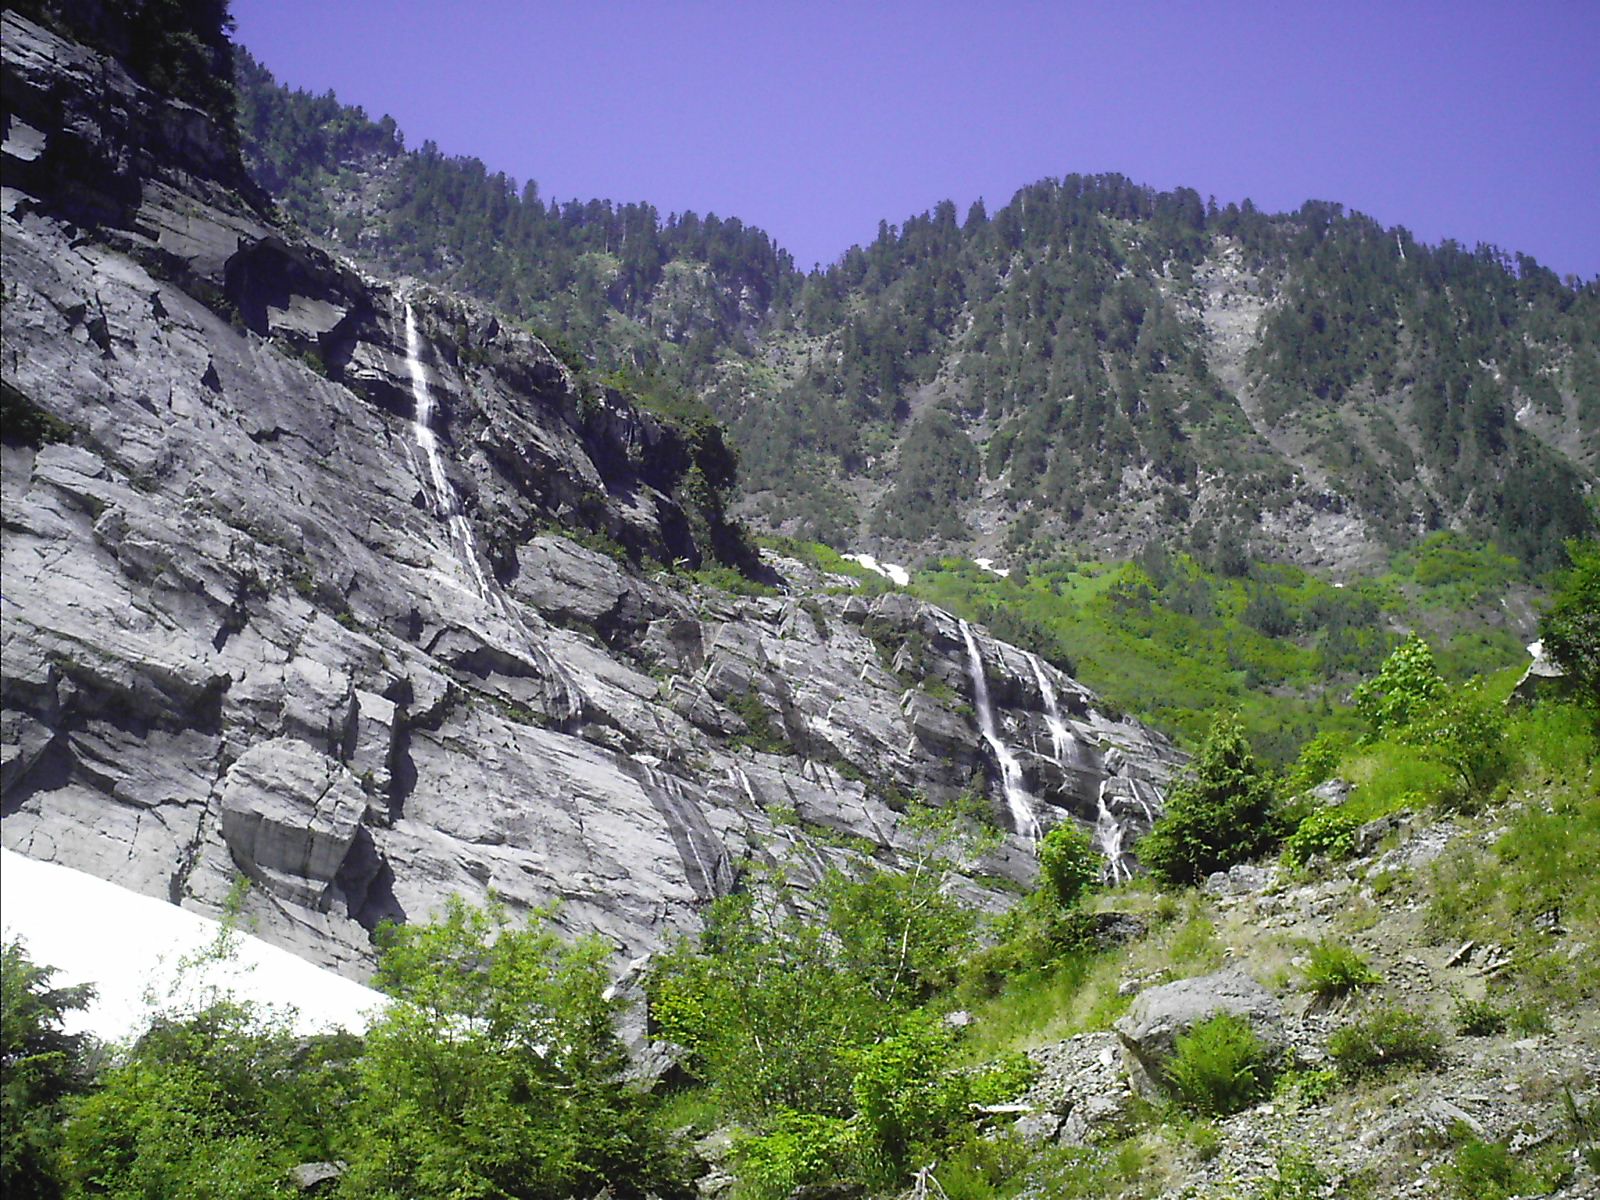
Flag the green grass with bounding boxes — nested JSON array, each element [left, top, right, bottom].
[[908, 545, 1530, 762], [1327, 1004, 1444, 1079], [1425, 700, 1599, 1001], [1301, 939, 1382, 1003]]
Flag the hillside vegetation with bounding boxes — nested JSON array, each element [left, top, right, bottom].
[[7, 553, 1597, 1199]]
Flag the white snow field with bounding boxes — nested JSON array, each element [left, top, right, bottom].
[[841, 552, 911, 586], [1, 848, 387, 1043]]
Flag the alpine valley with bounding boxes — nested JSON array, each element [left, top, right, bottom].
[[2, 5, 1597, 1200]]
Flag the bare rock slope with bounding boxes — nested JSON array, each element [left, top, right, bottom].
[[1, 11, 1180, 978]]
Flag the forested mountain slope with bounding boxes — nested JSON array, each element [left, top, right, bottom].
[[237, 57, 1598, 577]]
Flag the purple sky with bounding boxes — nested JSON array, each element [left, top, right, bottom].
[[232, 0, 1600, 280]]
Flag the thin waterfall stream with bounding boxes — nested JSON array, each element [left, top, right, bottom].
[[1030, 653, 1131, 881], [405, 301, 489, 598], [960, 621, 1041, 844]]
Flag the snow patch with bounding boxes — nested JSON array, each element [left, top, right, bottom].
[[1, 849, 388, 1043], [841, 552, 910, 586], [973, 558, 1011, 579]]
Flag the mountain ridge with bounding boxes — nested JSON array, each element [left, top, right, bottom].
[[233, 53, 1597, 578]]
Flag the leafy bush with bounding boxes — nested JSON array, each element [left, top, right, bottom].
[[847, 1012, 1031, 1183], [1283, 729, 1351, 795], [1138, 713, 1284, 886], [1327, 1005, 1443, 1078], [1162, 1012, 1278, 1116], [1538, 536, 1600, 707], [1397, 682, 1510, 804], [736, 1110, 860, 1200], [1452, 995, 1507, 1036], [1354, 632, 1445, 741], [1442, 1132, 1552, 1200], [1038, 822, 1100, 908], [1301, 939, 1382, 1002], [342, 899, 679, 1200], [1283, 809, 1361, 868], [64, 997, 356, 1200]]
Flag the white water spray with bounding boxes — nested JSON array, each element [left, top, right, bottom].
[[1029, 654, 1075, 765], [960, 621, 1040, 843], [1094, 783, 1132, 884], [405, 301, 488, 597]]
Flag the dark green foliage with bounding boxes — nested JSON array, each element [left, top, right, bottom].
[[1, 381, 76, 448], [1539, 537, 1600, 706], [2, 940, 94, 1200], [726, 689, 790, 754], [1162, 1012, 1278, 1116], [1138, 713, 1282, 886], [872, 410, 980, 541], [14, 1, 238, 128], [1327, 1005, 1444, 1078]]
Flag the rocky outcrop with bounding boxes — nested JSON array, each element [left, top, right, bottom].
[[1114, 968, 1285, 1099], [1, 11, 1181, 983]]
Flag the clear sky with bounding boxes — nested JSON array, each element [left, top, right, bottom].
[[232, 0, 1600, 280]]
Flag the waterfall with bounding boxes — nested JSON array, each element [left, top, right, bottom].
[[1094, 782, 1133, 884], [405, 302, 488, 598], [1031, 652, 1138, 882], [1029, 654, 1075, 765], [959, 621, 1040, 844]]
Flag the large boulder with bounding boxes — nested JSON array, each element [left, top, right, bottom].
[[220, 738, 364, 909], [1113, 968, 1283, 1098]]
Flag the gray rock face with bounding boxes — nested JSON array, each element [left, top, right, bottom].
[[1011, 1033, 1137, 1147], [1113, 968, 1283, 1098], [1, 11, 1183, 985], [220, 739, 364, 909]]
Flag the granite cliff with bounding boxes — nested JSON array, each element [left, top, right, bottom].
[[1, 10, 1180, 980]]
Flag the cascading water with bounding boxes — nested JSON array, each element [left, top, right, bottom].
[[1094, 783, 1133, 884], [1029, 652, 1136, 883], [1029, 654, 1075, 765], [960, 621, 1041, 844], [405, 301, 488, 598]]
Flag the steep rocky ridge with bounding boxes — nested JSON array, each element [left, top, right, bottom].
[[1, 11, 1180, 980]]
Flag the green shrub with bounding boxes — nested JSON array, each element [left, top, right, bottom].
[[1301, 939, 1382, 1003], [1138, 714, 1284, 886], [1283, 729, 1351, 795], [736, 1111, 860, 1200], [1162, 1012, 1278, 1116], [1441, 1132, 1551, 1200], [1538, 536, 1600, 707], [1398, 682, 1511, 804], [1327, 1005, 1443, 1078], [1038, 822, 1100, 908], [1451, 995, 1506, 1036], [1283, 809, 1361, 868], [1353, 632, 1446, 741]]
